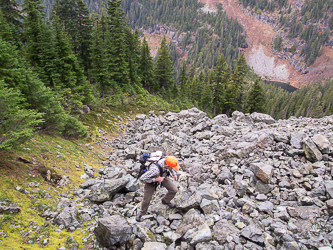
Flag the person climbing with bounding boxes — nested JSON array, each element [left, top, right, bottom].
[[136, 154, 180, 222]]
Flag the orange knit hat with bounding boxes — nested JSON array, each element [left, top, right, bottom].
[[165, 156, 180, 171]]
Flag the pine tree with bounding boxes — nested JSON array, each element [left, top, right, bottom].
[[0, 9, 14, 43], [22, 0, 44, 67], [90, 10, 109, 97], [245, 79, 266, 113], [213, 53, 228, 115], [53, 19, 93, 110], [0, 80, 43, 150], [124, 22, 140, 86], [154, 35, 175, 93], [230, 53, 248, 112], [179, 60, 187, 99], [0, 0, 22, 45], [107, 0, 131, 93], [200, 73, 214, 113], [138, 36, 155, 91], [38, 21, 60, 88], [0, 38, 87, 137], [52, 0, 92, 71]]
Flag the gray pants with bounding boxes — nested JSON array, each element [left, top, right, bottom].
[[140, 177, 178, 216]]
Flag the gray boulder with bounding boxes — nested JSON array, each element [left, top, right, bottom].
[[212, 219, 240, 244], [94, 215, 132, 247], [176, 208, 205, 236], [87, 177, 130, 202], [174, 186, 202, 210], [241, 224, 265, 245], [312, 134, 330, 153], [54, 207, 79, 228], [250, 112, 275, 124], [303, 137, 322, 162]]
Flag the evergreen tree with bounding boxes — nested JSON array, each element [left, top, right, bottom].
[[90, 10, 110, 97], [53, 19, 93, 111], [0, 0, 22, 45], [200, 73, 213, 113], [37, 21, 60, 88], [245, 79, 266, 113], [230, 53, 248, 112], [0, 80, 43, 150], [22, 0, 44, 67], [0, 9, 14, 43], [52, 0, 92, 71], [213, 53, 228, 115], [138, 36, 155, 91], [0, 38, 87, 137], [188, 63, 196, 83], [154, 35, 175, 93], [124, 22, 140, 86], [179, 60, 187, 99], [107, 0, 131, 92]]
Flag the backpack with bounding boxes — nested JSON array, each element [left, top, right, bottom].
[[137, 151, 165, 180]]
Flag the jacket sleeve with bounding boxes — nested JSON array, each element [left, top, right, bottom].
[[139, 165, 160, 183]]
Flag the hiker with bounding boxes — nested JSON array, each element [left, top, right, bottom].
[[136, 154, 180, 222]]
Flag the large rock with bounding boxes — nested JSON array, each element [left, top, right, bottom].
[[212, 219, 240, 244], [250, 163, 273, 183], [133, 223, 157, 242], [290, 132, 306, 149], [94, 215, 132, 248], [325, 181, 333, 198], [312, 134, 330, 153], [303, 137, 322, 162], [183, 223, 212, 246], [250, 112, 276, 124], [174, 186, 202, 210], [87, 177, 130, 202], [54, 207, 79, 228], [176, 209, 205, 236], [141, 242, 167, 250], [240, 224, 265, 245]]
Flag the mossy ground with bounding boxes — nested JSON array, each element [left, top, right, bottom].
[[0, 96, 186, 249]]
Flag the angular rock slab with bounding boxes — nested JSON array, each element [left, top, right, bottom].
[[94, 215, 132, 248], [290, 132, 306, 149], [176, 208, 205, 236], [150, 203, 177, 218], [241, 224, 265, 245], [174, 186, 202, 210], [313, 134, 330, 154], [325, 181, 333, 198], [183, 223, 212, 246], [133, 223, 157, 242], [212, 219, 240, 244], [54, 207, 79, 228], [87, 177, 130, 202], [250, 163, 273, 183], [142, 242, 167, 250], [163, 231, 182, 243], [250, 112, 276, 124], [303, 137, 322, 162]]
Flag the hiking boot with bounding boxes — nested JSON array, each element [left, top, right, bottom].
[[162, 200, 175, 208], [136, 213, 142, 222]]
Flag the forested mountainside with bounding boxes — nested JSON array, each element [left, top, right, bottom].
[[31, 0, 333, 86], [216, 0, 333, 87]]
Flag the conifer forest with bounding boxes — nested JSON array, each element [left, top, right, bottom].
[[1, 0, 333, 150]]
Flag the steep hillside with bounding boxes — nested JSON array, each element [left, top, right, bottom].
[[198, 0, 333, 87]]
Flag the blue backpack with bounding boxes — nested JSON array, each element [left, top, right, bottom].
[[137, 153, 164, 180]]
